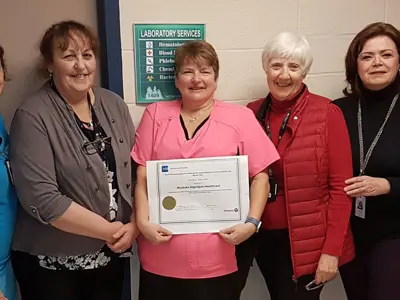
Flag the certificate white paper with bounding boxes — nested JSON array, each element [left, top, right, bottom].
[[146, 156, 250, 234]]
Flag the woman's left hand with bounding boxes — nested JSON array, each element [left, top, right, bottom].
[[219, 223, 256, 245], [315, 254, 339, 284], [107, 221, 139, 253], [344, 176, 391, 197]]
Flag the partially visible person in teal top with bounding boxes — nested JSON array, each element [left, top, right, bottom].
[[0, 45, 17, 300]]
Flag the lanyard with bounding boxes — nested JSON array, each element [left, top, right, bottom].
[[50, 79, 97, 138], [265, 103, 292, 149], [263, 102, 293, 177], [358, 93, 398, 175]]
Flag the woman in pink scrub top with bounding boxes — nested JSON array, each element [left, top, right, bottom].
[[131, 40, 279, 300]]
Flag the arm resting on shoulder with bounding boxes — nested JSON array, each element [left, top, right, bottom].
[[323, 105, 353, 256], [9, 109, 118, 243]]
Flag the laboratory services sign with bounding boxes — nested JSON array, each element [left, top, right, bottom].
[[133, 24, 205, 103]]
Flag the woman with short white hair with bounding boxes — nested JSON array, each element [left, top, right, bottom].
[[247, 32, 355, 299]]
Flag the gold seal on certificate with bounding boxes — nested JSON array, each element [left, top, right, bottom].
[[162, 196, 177, 210]]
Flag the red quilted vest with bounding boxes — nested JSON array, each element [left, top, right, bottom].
[[251, 88, 355, 279]]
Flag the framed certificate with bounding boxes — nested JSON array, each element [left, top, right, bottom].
[[146, 156, 250, 234]]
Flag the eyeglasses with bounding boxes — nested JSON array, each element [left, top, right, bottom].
[[305, 273, 338, 291], [82, 136, 111, 155], [305, 280, 325, 291]]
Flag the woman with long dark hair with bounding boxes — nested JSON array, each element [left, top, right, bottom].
[[335, 22, 400, 300]]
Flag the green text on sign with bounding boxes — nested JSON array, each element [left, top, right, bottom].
[[133, 24, 205, 104]]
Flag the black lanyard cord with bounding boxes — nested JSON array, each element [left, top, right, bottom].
[[265, 104, 292, 149], [261, 102, 293, 177], [50, 79, 96, 139]]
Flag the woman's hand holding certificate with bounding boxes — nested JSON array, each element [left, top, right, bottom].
[[137, 220, 172, 245], [219, 223, 256, 245]]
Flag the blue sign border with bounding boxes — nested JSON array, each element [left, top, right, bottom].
[[96, 4, 130, 300], [97, 0, 124, 98]]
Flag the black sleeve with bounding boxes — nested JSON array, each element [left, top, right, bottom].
[[386, 177, 400, 197]]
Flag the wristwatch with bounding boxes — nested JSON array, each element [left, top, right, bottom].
[[245, 216, 262, 233]]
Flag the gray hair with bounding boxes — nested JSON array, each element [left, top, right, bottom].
[[261, 32, 313, 76]]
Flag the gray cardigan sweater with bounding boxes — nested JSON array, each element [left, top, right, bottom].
[[9, 82, 135, 256]]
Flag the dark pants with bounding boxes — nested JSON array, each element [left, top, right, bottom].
[[139, 267, 238, 300], [255, 229, 323, 300], [233, 233, 258, 299], [139, 234, 257, 300], [11, 250, 126, 300], [340, 238, 400, 300]]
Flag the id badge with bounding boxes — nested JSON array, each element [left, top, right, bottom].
[[355, 196, 366, 219], [268, 177, 278, 203], [5, 159, 15, 186]]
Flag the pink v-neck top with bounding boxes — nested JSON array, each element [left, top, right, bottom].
[[131, 99, 279, 278]]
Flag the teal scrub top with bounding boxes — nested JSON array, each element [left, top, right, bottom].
[[0, 115, 17, 300]]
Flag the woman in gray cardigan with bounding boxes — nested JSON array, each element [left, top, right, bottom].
[[9, 21, 137, 300]]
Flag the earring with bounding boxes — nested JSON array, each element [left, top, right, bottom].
[[48, 72, 53, 78]]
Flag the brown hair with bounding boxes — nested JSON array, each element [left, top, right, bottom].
[[343, 22, 400, 98], [174, 40, 220, 80], [39, 20, 99, 77], [0, 44, 9, 81]]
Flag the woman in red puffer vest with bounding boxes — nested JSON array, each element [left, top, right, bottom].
[[246, 32, 355, 300]]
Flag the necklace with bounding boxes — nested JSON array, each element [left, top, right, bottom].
[[184, 99, 215, 123], [188, 115, 198, 123], [79, 113, 94, 130]]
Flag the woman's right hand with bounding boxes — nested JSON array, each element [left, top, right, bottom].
[[344, 176, 391, 197], [138, 221, 172, 245]]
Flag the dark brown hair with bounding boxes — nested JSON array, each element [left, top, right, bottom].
[[174, 40, 220, 80], [343, 22, 400, 98], [39, 20, 99, 77], [0, 44, 9, 81]]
